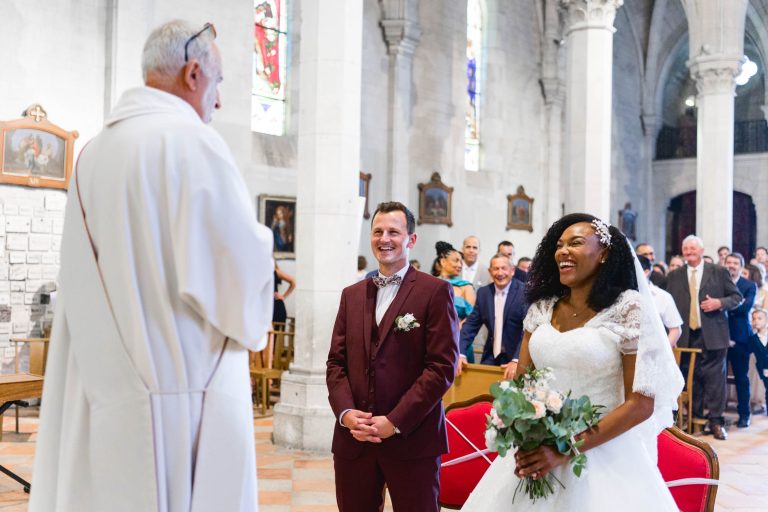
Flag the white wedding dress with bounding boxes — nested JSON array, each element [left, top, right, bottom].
[[461, 290, 679, 511]]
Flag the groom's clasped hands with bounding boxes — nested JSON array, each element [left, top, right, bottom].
[[342, 410, 397, 443]]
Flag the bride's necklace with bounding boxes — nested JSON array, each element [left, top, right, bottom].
[[563, 300, 590, 317]]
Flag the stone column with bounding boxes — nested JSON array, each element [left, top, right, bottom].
[[380, 0, 420, 203], [561, 0, 623, 220], [541, 0, 566, 226], [273, 0, 363, 451], [641, 112, 658, 246], [682, 0, 748, 254], [542, 79, 565, 226]]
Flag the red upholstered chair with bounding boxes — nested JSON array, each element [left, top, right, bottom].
[[658, 427, 719, 512], [439, 394, 498, 509]]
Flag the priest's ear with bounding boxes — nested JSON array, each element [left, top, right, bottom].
[[182, 60, 203, 91]]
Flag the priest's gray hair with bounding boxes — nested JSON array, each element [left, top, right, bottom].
[[682, 234, 705, 248], [141, 20, 217, 82]]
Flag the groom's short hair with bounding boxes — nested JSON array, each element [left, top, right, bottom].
[[372, 202, 416, 234]]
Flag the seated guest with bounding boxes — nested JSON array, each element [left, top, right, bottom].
[[457, 253, 528, 375], [639, 255, 682, 347], [748, 308, 768, 415], [516, 256, 532, 273], [742, 263, 768, 311], [461, 235, 491, 288], [668, 254, 684, 272], [755, 246, 768, 268], [409, 258, 421, 271], [497, 240, 527, 283], [356, 255, 367, 282], [718, 246, 731, 266], [636, 242, 666, 288], [743, 263, 768, 414], [432, 242, 476, 361], [653, 261, 668, 276]]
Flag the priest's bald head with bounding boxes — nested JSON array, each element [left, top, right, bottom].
[[141, 20, 222, 123]]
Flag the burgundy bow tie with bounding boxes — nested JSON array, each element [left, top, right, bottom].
[[373, 274, 402, 289]]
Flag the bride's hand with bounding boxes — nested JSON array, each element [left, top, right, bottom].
[[514, 446, 569, 480]]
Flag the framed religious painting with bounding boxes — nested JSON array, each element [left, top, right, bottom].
[[359, 171, 372, 219], [418, 172, 453, 226], [0, 104, 79, 190], [259, 194, 296, 259], [507, 186, 533, 232]]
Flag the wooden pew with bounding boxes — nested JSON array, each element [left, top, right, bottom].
[[0, 337, 48, 493], [443, 363, 504, 407]]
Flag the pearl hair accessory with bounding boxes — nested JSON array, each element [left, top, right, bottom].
[[591, 219, 612, 247]]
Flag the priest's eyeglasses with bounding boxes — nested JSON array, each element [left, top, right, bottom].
[[184, 22, 217, 62]]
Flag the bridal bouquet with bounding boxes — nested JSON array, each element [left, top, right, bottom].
[[484, 367, 603, 503]]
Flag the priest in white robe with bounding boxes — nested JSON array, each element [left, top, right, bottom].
[[30, 20, 273, 512]]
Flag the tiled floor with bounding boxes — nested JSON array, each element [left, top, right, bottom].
[[1, 408, 767, 511]]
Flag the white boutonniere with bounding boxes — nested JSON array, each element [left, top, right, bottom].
[[394, 313, 420, 332]]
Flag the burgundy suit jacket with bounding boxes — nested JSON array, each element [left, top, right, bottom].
[[326, 266, 460, 460]]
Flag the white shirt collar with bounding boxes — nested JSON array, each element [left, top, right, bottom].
[[687, 260, 704, 274], [377, 263, 409, 281], [494, 281, 512, 295]]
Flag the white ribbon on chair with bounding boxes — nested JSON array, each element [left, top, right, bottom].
[[665, 477, 720, 488], [441, 418, 494, 467]]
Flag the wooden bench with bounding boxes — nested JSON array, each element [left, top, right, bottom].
[[444, 363, 504, 407], [0, 337, 48, 493]]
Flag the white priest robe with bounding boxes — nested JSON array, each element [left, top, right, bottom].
[[29, 87, 274, 512]]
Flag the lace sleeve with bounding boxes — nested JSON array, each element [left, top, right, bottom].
[[523, 298, 555, 333], [602, 290, 642, 355]]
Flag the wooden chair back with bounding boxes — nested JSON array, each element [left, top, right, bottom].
[[658, 426, 719, 512], [673, 347, 702, 433]]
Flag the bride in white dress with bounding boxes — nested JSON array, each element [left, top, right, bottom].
[[462, 214, 684, 511]]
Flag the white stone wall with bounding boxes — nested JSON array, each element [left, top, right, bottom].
[[401, 0, 547, 268], [0, 186, 65, 365]]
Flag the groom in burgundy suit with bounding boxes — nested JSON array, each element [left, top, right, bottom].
[[327, 202, 459, 511]]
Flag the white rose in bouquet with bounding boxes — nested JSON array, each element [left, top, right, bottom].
[[545, 391, 563, 414], [531, 400, 546, 419]]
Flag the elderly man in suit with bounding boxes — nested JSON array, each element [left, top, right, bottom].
[[327, 201, 459, 512], [724, 253, 757, 428], [457, 253, 528, 379], [667, 235, 743, 440]]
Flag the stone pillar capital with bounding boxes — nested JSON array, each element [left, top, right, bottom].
[[688, 56, 742, 96], [380, 18, 420, 57], [379, 0, 420, 57], [641, 112, 658, 137], [561, 0, 623, 34], [541, 77, 565, 106]]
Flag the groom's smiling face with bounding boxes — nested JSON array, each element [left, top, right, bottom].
[[371, 211, 417, 273]]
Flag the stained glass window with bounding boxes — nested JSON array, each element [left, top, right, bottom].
[[252, 0, 288, 135], [465, 0, 483, 171]]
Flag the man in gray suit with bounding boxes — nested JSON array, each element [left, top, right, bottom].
[[667, 235, 743, 440]]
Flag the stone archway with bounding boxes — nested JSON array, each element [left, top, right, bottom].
[[666, 191, 756, 261]]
